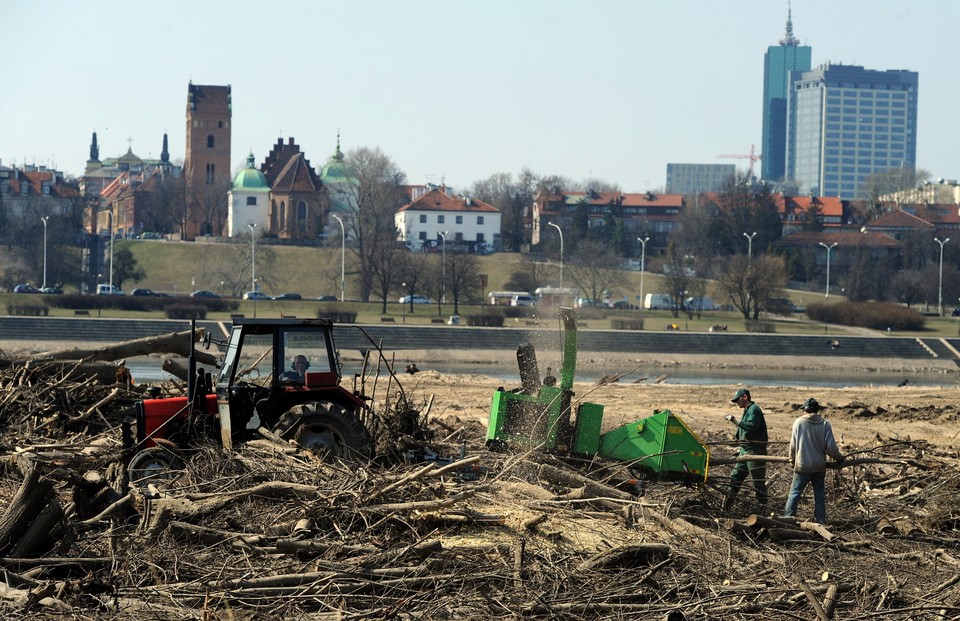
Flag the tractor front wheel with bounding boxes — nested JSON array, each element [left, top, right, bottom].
[[274, 402, 373, 462], [128, 445, 183, 490]]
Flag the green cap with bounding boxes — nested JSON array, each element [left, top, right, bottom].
[[731, 388, 750, 403]]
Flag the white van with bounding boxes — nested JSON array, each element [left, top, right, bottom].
[[96, 284, 123, 295], [510, 293, 534, 307], [643, 293, 674, 310]]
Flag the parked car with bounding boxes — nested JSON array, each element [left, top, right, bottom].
[[132, 288, 159, 296], [243, 291, 271, 301], [317, 295, 338, 302], [40, 286, 63, 294], [399, 295, 433, 304], [191, 290, 220, 299], [96, 284, 124, 295], [611, 300, 639, 310], [274, 292, 302, 301], [13, 284, 40, 294]]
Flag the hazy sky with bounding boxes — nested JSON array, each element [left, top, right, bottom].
[[3, 0, 957, 192]]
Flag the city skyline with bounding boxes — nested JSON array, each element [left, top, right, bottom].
[[3, 1, 956, 193]]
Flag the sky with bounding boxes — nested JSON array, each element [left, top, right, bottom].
[[3, 0, 959, 193]]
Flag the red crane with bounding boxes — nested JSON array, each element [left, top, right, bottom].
[[718, 144, 762, 179]]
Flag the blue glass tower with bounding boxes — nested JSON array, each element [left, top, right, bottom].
[[761, 8, 811, 182], [786, 63, 919, 200]]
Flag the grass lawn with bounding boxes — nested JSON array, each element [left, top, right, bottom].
[[7, 240, 959, 337]]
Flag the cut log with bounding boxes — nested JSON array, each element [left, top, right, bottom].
[[767, 527, 821, 542], [29, 329, 215, 364], [0, 462, 56, 555]]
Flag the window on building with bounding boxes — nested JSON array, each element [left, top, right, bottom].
[[456, 215, 463, 224], [280, 202, 286, 229], [477, 233, 485, 242], [246, 196, 257, 206], [455, 232, 463, 241], [207, 135, 215, 148], [419, 231, 427, 240], [218, 121, 223, 128], [477, 216, 484, 225], [206, 163, 215, 184], [297, 202, 308, 228], [419, 214, 427, 223], [437, 215, 445, 224]]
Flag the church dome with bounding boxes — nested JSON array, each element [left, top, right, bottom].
[[233, 153, 269, 190], [320, 139, 357, 186]]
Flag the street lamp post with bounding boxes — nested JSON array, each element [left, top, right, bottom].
[[638, 236, 649, 310], [108, 212, 114, 291], [439, 231, 448, 305], [935, 237, 950, 316], [548, 222, 563, 289], [819, 242, 838, 298], [247, 223, 257, 292], [401, 282, 407, 324], [743, 231, 757, 259], [332, 214, 345, 302], [41, 216, 49, 289]]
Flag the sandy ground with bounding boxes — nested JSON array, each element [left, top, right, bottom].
[[8, 338, 960, 451]]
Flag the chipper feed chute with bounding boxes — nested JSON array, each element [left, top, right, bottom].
[[596, 409, 709, 481], [486, 308, 709, 482]]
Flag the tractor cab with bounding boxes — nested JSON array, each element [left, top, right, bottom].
[[129, 318, 372, 487]]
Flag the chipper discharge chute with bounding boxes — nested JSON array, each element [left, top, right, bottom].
[[486, 308, 709, 482]]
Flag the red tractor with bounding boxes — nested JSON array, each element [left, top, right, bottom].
[[126, 318, 373, 484]]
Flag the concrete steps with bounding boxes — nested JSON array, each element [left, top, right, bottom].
[[0, 317, 946, 363]]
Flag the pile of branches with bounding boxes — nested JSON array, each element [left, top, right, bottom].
[[1, 362, 960, 619]]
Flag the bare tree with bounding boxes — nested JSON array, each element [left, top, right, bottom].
[[398, 252, 432, 313], [343, 147, 408, 302], [715, 254, 788, 319], [860, 167, 931, 220], [708, 173, 782, 257], [369, 240, 408, 314], [565, 239, 626, 303], [446, 250, 480, 314], [889, 271, 926, 307]]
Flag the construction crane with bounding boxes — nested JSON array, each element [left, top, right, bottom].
[[718, 144, 762, 179]]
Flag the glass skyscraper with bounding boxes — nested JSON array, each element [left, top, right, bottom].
[[786, 63, 918, 200], [761, 9, 811, 182]]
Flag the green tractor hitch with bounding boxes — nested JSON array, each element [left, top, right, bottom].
[[486, 308, 709, 482]]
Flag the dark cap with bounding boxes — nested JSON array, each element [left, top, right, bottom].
[[731, 388, 750, 403], [802, 397, 824, 412]]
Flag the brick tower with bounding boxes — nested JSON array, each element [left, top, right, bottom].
[[183, 82, 232, 238]]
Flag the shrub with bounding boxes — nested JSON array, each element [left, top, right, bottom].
[[164, 304, 208, 320], [502, 307, 534, 318], [806, 301, 925, 331], [611, 318, 644, 330], [465, 314, 504, 327], [745, 320, 776, 333], [318, 310, 357, 323], [7, 302, 49, 316]]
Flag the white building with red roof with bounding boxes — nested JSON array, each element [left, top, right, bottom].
[[395, 188, 500, 253]]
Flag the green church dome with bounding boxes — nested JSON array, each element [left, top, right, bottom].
[[233, 153, 269, 190]]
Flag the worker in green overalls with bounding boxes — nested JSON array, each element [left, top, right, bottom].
[[723, 388, 769, 513]]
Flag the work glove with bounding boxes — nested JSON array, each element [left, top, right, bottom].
[[725, 414, 736, 423]]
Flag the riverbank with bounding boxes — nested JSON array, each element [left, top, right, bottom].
[[7, 339, 960, 377]]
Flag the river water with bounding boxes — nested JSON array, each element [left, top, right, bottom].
[[124, 357, 960, 389]]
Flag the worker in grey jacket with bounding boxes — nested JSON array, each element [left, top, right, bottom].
[[784, 397, 844, 524]]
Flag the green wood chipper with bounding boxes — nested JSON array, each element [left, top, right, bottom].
[[486, 308, 710, 482]]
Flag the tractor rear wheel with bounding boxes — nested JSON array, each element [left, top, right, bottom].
[[274, 402, 373, 461]]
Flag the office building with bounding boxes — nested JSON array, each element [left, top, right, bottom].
[[786, 63, 918, 200], [665, 163, 735, 194], [761, 8, 811, 182]]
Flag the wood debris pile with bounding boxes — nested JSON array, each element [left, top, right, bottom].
[[1, 362, 959, 620]]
